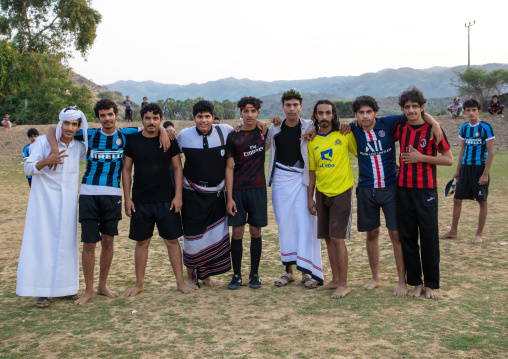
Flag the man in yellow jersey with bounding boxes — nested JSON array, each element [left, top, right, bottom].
[[307, 100, 357, 299]]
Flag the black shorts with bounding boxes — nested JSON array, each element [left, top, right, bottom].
[[79, 195, 122, 243], [356, 186, 398, 232], [227, 187, 268, 228], [129, 202, 183, 241], [454, 164, 489, 201], [125, 108, 133, 119]]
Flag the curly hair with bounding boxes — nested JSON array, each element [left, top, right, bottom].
[[94, 99, 118, 118], [281, 88, 303, 105], [398, 86, 427, 107], [193, 100, 214, 117], [311, 100, 340, 132], [237, 96, 263, 110], [140, 103, 163, 118], [352, 95, 379, 113], [463, 98, 481, 110]]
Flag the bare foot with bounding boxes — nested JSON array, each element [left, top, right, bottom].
[[74, 291, 94, 305], [316, 281, 338, 291], [425, 287, 439, 299], [362, 278, 381, 290], [439, 230, 457, 239], [472, 234, 483, 243], [392, 282, 408, 296], [202, 277, 219, 286], [97, 286, 119, 298], [124, 284, 144, 297], [177, 282, 195, 294], [407, 285, 423, 298], [186, 279, 200, 290], [331, 286, 350, 299]]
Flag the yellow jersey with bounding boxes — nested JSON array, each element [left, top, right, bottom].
[[308, 130, 357, 197]]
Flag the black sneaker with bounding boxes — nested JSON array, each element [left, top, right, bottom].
[[228, 274, 242, 290], [249, 273, 262, 289]]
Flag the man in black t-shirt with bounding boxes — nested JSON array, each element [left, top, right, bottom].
[[225, 97, 267, 289], [122, 103, 194, 295]]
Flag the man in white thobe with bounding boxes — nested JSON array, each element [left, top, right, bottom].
[[16, 107, 88, 308]]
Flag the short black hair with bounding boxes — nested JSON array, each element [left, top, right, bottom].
[[163, 120, 175, 129], [214, 116, 220, 122], [281, 89, 303, 105], [140, 103, 163, 118], [463, 98, 481, 110], [94, 99, 118, 118], [27, 128, 39, 137], [398, 86, 427, 107], [492, 95, 498, 100], [143, 96, 147, 100], [352, 96, 379, 113], [193, 100, 214, 117], [237, 96, 263, 110], [311, 99, 340, 132]]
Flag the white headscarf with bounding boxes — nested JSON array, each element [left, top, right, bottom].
[[57, 106, 88, 149]]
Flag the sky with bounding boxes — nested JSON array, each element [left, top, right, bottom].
[[68, 0, 508, 86]]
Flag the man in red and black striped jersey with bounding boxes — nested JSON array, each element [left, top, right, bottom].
[[394, 87, 453, 299]]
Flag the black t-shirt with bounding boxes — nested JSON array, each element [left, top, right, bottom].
[[124, 132, 180, 202], [275, 120, 304, 167], [226, 128, 266, 189]]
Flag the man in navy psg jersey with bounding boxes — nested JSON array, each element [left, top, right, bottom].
[[47, 99, 170, 305], [349, 95, 442, 297], [225, 97, 266, 290], [395, 87, 453, 299], [441, 99, 495, 244]]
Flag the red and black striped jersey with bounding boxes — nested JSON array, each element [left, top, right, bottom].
[[394, 122, 450, 189]]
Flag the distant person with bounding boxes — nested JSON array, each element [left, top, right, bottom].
[[441, 98, 494, 243], [225, 96, 266, 290], [447, 98, 463, 118], [163, 120, 175, 130], [2, 113, 12, 130], [213, 116, 220, 124], [123, 95, 134, 122], [23, 128, 40, 188], [307, 100, 357, 299], [395, 87, 453, 299], [16, 107, 88, 308], [487, 95, 504, 116], [122, 103, 193, 295], [141, 96, 148, 109]]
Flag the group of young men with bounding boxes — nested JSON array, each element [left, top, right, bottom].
[[16, 86, 495, 308]]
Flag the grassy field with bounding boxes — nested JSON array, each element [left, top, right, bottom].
[[0, 149, 507, 358]]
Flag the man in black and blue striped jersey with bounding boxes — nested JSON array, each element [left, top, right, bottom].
[[47, 99, 171, 305]]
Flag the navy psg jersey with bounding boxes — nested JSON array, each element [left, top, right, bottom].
[[226, 128, 266, 189], [75, 127, 138, 188], [350, 115, 406, 188], [458, 121, 494, 165]]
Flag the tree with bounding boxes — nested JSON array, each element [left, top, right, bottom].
[[0, 0, 102, 57], [452, 67, 508, 105], [333, 100, 354, 119]]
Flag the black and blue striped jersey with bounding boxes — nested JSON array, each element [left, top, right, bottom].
[[458, 121, 495, 165], [75, 128, 139, 194], [23, 143, 31, 179]]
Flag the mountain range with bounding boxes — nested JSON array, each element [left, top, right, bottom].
[[105, 63, 508, 104]]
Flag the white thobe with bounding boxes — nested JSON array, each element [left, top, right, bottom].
[[16, 136, 86, 297]]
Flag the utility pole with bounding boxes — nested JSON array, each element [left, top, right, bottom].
[[465, 21, 475, 68]]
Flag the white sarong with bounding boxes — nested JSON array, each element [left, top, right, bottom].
[[272, 164, 323, 283]]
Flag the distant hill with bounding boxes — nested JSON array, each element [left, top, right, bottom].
[[105, 63, 508, 104]]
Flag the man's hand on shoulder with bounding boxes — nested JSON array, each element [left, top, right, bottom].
[[301, 128, 316, 141], [271, 116, 282, 127]]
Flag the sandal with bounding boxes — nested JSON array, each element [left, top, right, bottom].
[[35, 297, 50, 309], [301, 274, 318, 289], [274, 272, 294, 287]]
